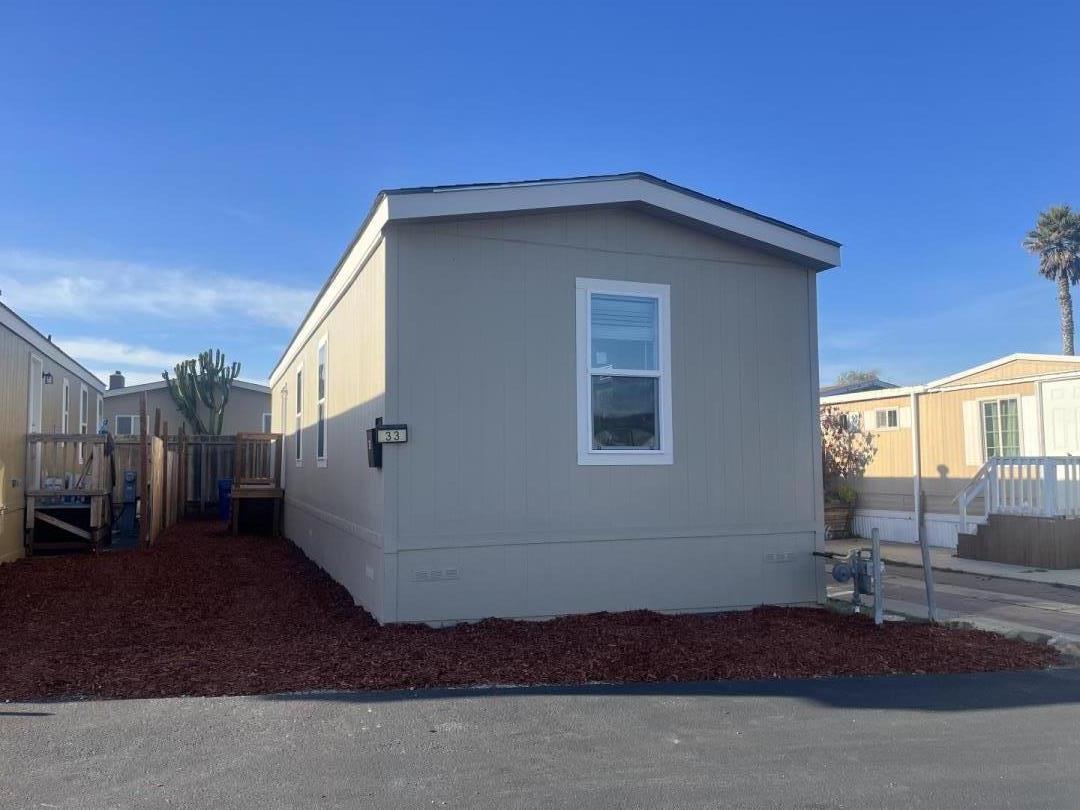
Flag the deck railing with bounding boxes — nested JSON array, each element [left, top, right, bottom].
[[957, 456, 1080, 532]]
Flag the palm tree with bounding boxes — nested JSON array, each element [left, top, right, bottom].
[[1024, 205, 1080, 355]]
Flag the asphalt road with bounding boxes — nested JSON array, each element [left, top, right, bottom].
[[829, 564, 1080, 637], [3, 669, 1080, 809]]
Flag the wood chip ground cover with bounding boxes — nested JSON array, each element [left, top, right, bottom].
[[0, 521, 1062, 701]]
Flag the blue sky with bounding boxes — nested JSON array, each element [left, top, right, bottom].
[[1, 1, 1077, 386]]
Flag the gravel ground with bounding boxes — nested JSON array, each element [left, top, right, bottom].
[[0, 520, 1061, 701]]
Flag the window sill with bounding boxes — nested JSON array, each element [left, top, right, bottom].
[[316, 458, 327, 468], [578, 450, 674, 466]]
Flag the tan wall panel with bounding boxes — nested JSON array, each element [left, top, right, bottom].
[[944, 358, 1080, 386]]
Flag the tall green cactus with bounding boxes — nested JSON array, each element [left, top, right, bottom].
[[162, 349, 242, 435]]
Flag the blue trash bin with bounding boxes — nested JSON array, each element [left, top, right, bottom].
[[217, 478, 233, 521]]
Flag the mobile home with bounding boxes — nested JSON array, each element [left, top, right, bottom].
[[0, 302, 106, 562], [271, 173, 841, 623], [822, 353, 1080, 549]]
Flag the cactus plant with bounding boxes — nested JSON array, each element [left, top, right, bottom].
[[162, 350, 242, 435]]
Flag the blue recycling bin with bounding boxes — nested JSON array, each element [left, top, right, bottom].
[[217, 478, 233, 521]]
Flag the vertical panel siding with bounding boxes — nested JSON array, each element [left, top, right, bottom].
[[393, 208, 819, 545], [103, 386, 270, 436], [0, 325, 102, 562], [271, 241, 387, 616]]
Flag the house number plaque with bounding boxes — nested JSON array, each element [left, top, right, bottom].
[[376, 425, 408, 444]]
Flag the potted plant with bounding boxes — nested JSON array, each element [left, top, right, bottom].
[[820, 405, 876, 539]]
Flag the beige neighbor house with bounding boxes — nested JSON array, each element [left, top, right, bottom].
[[102, 373, 271, 437], [0, 302, 106, 563], [821, 353, 1080, 549], [270, 172, 841, 624]]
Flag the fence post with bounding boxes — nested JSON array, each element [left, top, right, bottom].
[[1043, 459, 1058, 518]]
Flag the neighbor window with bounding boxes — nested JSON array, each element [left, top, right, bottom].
[[839, 412, 862, 432], [78, 383, 88, 462], [316, 336, 327, 466], [576, 278, 672, 465], [262, 413, 272, 433], [982, 398, 1020, 459], [62, 378, 70, 433], [875, 408, 899, 429], [114, 415, 140, 436], [294, 366, 303, 465], [96, 394, 104, 433]]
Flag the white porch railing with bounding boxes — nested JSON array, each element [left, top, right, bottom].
[[957, 456, 1080, 532]]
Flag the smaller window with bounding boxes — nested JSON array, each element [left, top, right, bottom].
[[115, 415, 141, 436], [294, 366, 303, 465], [875, 408, 899, 430], [96, 394, 104, 433], [78, 384, 89, 462], [62, 379, 70, 433], [262, 413, 272, 433], [838, 412, 862, 432], [316, 337, 327, 466]]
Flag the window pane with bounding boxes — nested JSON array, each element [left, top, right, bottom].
[[116, 416, 131, 435], [591, 376, 659, 450], [295, 371, 302, 412], [590, 294, 658, 370], [295, 415, 302, 460], [318, 345, 326, 400], [317, 403, 325, 458], [999, 399, 1020, 455], [983, 401, 1000, 458], [887, 409, 898, 428]]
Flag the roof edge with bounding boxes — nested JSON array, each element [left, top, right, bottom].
[[0, 302, 106, 391]]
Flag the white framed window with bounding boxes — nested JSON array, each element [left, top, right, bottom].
[[78, 383, 88, 462], [316, 335, 328, 467], [294, 365, 304, 466], [874, 408, 899, 430], [982, 397, 1020, 459], [96, 393, 104, 433], [114, 415, 141, 436], [262, 412, 272, 433], [61, 378, 70, 433], [575, 278, 673, 465]]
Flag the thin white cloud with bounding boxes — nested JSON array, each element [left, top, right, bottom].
[[0, 249, 313, 328], [59, 338, 189, 370]]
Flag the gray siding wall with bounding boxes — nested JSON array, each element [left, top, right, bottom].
[[104, 386, 270, 436], [272, 241, 388, 618], [384, 207, 823, 623]]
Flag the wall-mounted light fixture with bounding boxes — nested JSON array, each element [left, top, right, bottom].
[[42, 371, 54, 385]]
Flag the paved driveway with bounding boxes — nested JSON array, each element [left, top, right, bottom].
[[3, 669, 1080, 809]]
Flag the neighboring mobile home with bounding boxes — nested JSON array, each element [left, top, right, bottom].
[[821, 353, 1080, 549], [102, 373, 271, 437], [271, 173, 841, 624], [0, 302, 106, 563]]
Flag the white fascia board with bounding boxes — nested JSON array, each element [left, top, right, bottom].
[[0, 304, 105, 392], [820, 385, 924, 405], [925, 353, 1080, 388], [385, 176, 841, 269], [270, 196, 390, 387]]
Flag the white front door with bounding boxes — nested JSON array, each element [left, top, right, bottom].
[[1041, 379, 1080, 455], [28, 355, 43, 433]]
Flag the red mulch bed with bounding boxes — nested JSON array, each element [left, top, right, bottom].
[[0, 520, 1062, 701]]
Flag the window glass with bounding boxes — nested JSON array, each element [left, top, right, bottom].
[[590, 294, 658, 370], [591, 376, 659, 450], [983, 398, 1020, 458]]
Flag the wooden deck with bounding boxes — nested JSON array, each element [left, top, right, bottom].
[[229, 432, 284, 536]]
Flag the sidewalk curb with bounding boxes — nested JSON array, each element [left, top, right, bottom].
[[876, 557, 1080, 594]]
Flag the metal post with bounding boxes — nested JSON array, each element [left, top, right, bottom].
[[911, 391, 938, 621], [871, 527, 884, 626]]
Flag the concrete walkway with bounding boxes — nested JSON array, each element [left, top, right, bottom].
[[3, 671, 1080, 808], [826, 537, 1080, 589]]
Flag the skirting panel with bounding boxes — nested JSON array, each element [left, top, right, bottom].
[[392, 531, 820, 624]]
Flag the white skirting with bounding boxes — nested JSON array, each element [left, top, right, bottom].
[[851, 509, 976, 550]]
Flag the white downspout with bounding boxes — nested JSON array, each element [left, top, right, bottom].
[[911, 390, 937, 621]]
